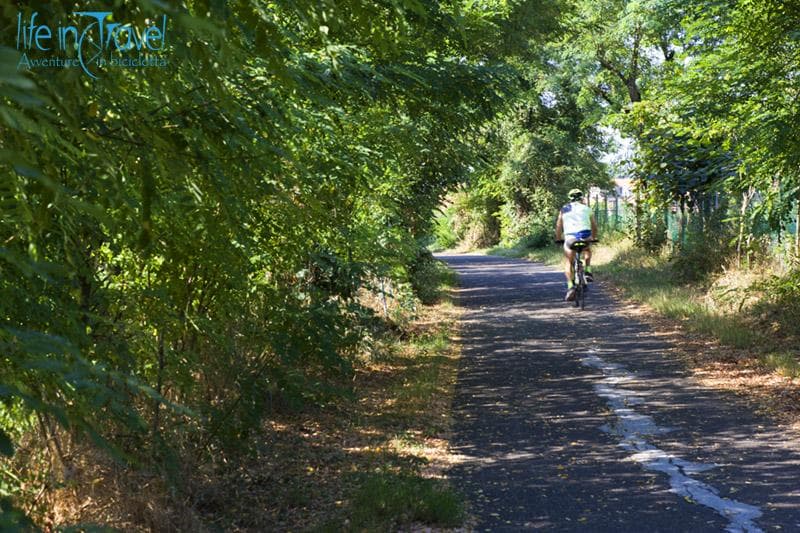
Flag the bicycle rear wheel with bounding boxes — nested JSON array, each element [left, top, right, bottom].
[[574, 272, 585, 309], [573, 257, 583, 308], [579, 279, 586, 309]]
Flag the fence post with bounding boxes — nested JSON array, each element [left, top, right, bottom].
[[698, 195, 705, 234], [795, 198, 800, 261]]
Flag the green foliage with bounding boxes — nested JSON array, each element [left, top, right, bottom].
[[432, 190, 501, 251], [0, 0, 544, 523], [560, 0, 682, 111], [498, 188, 556, 249], [348, 472, 464, 529], [618, 0, 800, 233], [669, 232, 717, 283], [409, 251, 455, 305], [444, 52, 609, 250], [668, 201, 736, 283], [555, 0, 800, 274], [628, 212, 667, 253], [629, 107, 738, 208], [0, 497, 37, 532], [7, 0, 799, 526], [750, 270, 800, 339], [431, 204, 461, 251]]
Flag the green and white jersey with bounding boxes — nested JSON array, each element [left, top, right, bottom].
[[561, 201, 591, 236]]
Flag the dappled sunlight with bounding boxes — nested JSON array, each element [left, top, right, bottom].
[[440, 254, 800, 531]]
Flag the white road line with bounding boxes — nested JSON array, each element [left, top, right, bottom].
[[581, 354, 763, 533]]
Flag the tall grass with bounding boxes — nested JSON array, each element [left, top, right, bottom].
[[595, 238, 761, 349], [761, 353, 800, 379]]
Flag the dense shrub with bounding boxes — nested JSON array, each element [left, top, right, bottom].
[[498, 190, 558, 249], [750, 269, 800, 338], [629, 211, 668, 252], [409, 251, 456, 305], [669, 208, 736, 283], [0, 1, 521, 523], [432, 191, 500, 251]]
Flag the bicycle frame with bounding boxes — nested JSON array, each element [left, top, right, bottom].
[[555, 238, 597, 309]]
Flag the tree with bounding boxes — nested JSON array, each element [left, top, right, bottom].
[[0, 1, 551, 522]]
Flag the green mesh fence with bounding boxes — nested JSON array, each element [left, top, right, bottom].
[[590, 195, 799, 256]]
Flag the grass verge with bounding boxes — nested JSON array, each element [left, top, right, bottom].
[[588, 237, 800, 426], [591, 239, 762, 349], [761, 352, 800, 380], [344, 471, 464, 530]]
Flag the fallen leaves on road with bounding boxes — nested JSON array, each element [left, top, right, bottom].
[[609, 286, 800, 434]]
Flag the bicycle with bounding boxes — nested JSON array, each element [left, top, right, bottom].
[[555, 239, 598, 310]]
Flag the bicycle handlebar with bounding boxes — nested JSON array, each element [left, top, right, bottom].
[[554, 239, 599, 244]]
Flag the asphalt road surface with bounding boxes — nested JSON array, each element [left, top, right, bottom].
[[440, 253, 800, 533]]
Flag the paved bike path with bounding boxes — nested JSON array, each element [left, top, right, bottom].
[[441, 253, 800, 532]]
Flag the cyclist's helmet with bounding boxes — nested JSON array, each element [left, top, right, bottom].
[[568, 188, 583, 201]]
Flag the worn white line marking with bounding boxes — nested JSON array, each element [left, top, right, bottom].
[[581, 354, 763, 533]]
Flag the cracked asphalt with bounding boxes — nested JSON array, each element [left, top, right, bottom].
[[440, 253, 800, 532]]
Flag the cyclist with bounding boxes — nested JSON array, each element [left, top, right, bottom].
[[555, 189, 598, 301]]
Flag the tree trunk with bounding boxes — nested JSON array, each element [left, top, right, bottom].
[[634, 184, 643, 244], [627, 78, 641, 103], [152, 330, 165, 443]]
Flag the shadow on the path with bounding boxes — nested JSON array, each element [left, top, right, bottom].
[[440, 254, 800, 532]]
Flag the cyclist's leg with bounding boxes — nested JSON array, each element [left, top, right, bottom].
[[563, 245, 576, 285], [563, 239, 577, 301], [583, 245, 594, 281]]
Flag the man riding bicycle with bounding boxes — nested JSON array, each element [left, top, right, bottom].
[[555, 189, 598, 302]]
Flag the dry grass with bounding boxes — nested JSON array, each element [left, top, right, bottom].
[[706, 262, 776, 313], [613, 301, 800, 432], [5, 426, 208, 531], [48, 452, 206, 532]]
